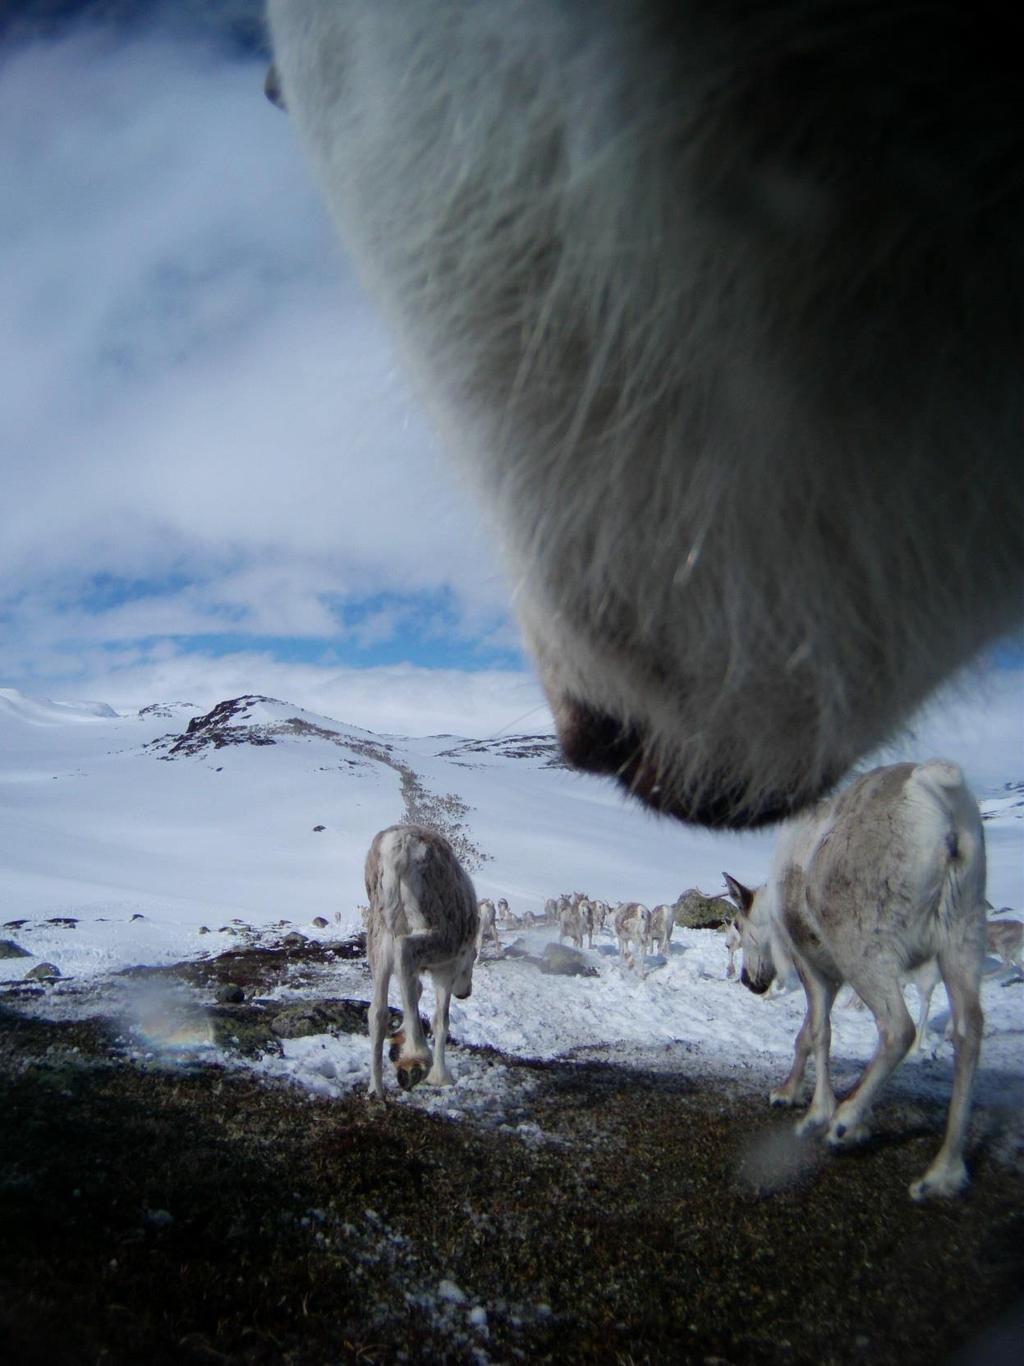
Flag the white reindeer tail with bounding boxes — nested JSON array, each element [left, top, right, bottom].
[[378, 828, 427, 935], [912, 760, 987, 936]]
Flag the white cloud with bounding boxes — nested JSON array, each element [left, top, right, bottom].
[[0, 23, 513, 667]]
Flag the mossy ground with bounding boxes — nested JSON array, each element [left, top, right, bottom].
[[1, 996, 1021, 1365]]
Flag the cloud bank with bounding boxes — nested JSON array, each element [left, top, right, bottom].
[[1, 18, 521, 728]]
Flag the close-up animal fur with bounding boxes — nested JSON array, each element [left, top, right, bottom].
[[265, 1, 1024, 828]]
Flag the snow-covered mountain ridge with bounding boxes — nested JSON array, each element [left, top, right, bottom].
[[2, 688, 1020, 930]]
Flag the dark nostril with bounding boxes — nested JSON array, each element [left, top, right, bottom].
[[553, 699, 835, 830], [265, 63, 287, 111], [741, 969, 770, 996], [555, 699, 644, 780]]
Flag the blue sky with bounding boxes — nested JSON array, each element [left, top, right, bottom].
[[0, 4, 1020, 780]]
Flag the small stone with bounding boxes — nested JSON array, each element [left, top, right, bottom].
[[25, 962, 61, 980], [539, 944, 598, 977], [0, 940, 31, 959], [438, 1279, 466, 1305], [312, 917, 329, 929], [282, 932, 308, 948], [216, 983, 245, 1004]]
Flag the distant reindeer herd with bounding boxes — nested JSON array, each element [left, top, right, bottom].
[[358, 764, 1020, 1201]]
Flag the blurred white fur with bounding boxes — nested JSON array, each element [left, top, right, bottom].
[[267, 1, 1024, 827]]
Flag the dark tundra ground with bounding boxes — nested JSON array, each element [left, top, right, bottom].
[[1, 942, 1022, 1366]]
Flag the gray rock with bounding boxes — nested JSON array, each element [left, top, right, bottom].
[[673, 889, 735, 929], [0, 940, 31, 959], [270, 998, 402, 1040], [539, 944, 598, 977], [25, 962, 61, 980], [216, 983, 245, 1004]]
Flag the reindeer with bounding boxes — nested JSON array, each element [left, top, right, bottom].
[[648, 904, 675, 958], [364, 825, 479, 1099], [267, 3, 1023, 832], [476, 898, 501, 954], [543, 897, 559, 925], [496, 897, 510, 921], [728, 761, 986, 1200], [591, 900, 610, 935], [614, 903, 652, 976], [987, 919, 1024, 973], [579, 898, 597, 948], [724, 919, 742, 979], [558, 899, 585, 951]]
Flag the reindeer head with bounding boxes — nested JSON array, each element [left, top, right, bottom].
[[723, 873, 775, 995]]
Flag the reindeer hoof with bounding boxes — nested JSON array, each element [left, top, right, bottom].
[[826, 1118, 869, 1150], [909, 1162, 968, 1202], [396, 1060, 428, 1091], [794, 1113, 830, 1139]]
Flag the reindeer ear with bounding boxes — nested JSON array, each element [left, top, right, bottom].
[[723, 872, 755, 915]]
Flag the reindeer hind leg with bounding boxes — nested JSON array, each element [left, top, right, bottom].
[[910, 947, 983, 1199]]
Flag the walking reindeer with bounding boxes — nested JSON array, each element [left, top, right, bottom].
[[364, 825, 479, 1099], [727, 761, 986, 1200], [476, 898, 501, 953], [615, 902, 652, 976]]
